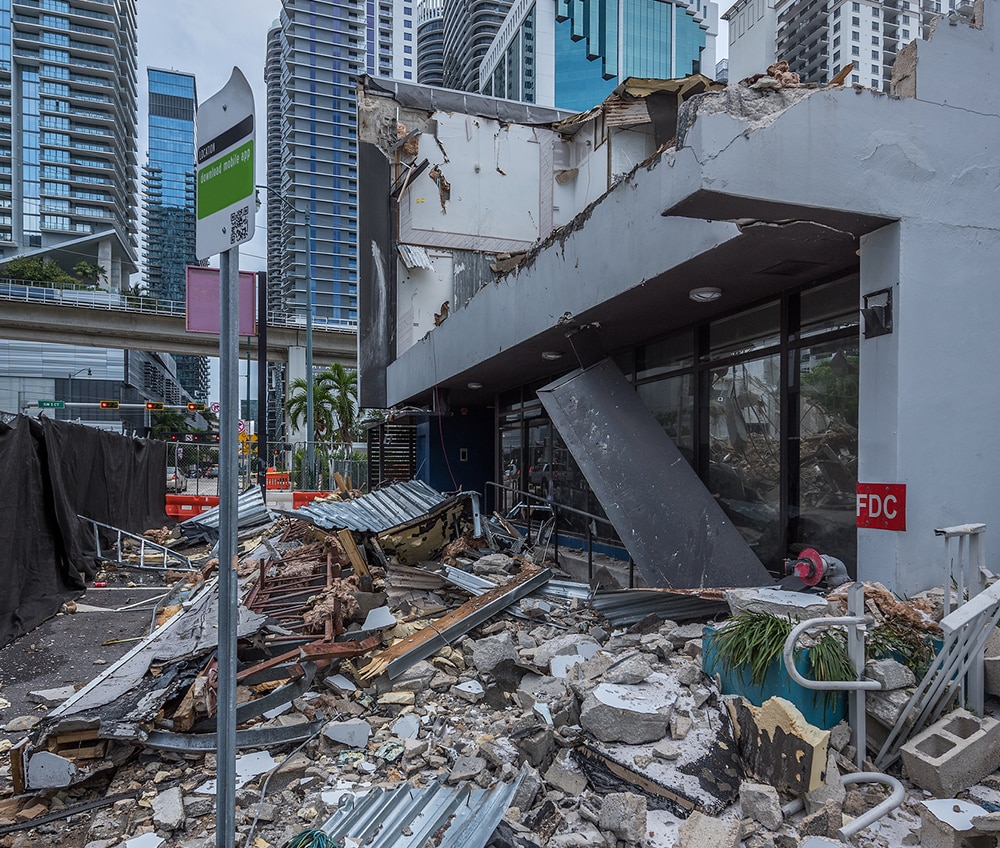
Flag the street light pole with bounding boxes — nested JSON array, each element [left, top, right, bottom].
[[305, 206, 314, 490]]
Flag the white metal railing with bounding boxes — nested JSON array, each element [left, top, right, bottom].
[[0, 278, 359, 333]]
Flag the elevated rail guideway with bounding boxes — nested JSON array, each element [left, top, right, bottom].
[[0, 279, 357, 367]]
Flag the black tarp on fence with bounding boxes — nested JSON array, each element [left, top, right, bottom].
[[0, 414, 168, 648]]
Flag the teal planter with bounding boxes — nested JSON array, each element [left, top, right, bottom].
[[702, 625, 848, 730]]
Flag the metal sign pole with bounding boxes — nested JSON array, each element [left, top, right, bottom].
[[217, 245, 239, 848]]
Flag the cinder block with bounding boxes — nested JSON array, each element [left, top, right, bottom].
[[901, 709, 1000, 797]]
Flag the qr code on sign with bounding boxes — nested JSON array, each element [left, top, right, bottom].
[[230, 205, 249, 245]]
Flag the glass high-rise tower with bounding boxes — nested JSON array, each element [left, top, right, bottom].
[[266, 1, 416, 328], [0, 0, 138, 284], [142, 68, 207, 400]]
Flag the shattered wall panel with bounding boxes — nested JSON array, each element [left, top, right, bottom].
[[537, 359, 772, 588]]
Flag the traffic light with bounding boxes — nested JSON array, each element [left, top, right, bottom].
[[145, 402, 164, 411], [99, 400, 119, 410], [187, 402, 206, 412]]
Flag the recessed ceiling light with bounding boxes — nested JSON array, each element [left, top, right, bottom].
[[541, 351, 564, 361], [467, 382, 483, 389], [689, 286, 723, 303]]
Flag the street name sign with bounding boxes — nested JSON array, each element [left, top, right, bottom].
[[196, 68, 255, 259], [38, 400, 64, 409]]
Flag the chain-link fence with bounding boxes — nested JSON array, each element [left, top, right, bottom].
[[258, 440, 368, 492], [162, 440, 368, 493]]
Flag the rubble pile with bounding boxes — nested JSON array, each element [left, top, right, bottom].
[[0, 487, 999, 848]]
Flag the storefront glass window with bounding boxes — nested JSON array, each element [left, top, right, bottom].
[[637, 373, 695, 465], [795, 339, 859, 571], [708, 355, 783, 570]]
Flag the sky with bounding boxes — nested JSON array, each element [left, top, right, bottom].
[[137, 0, 282, 276]]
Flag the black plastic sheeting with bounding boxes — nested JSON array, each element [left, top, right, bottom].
[[0, 415, 168, 648]]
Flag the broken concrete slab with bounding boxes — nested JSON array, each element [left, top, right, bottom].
[[26, 750, 78, 788], [391, 714, 421, 740], [580, 674, 676, 744], [901, 709, 1000, 797], [805, 749, 845, 813], [727, 697, 830, 794], [452, 680, 485, 703], [603, 654, 653, 686], [323, 718, 373, 748], [864, 658, 916, 690], [448, 755, 487, 784], [724, 588, 831, 620], [919, 798, 990, 848], [27, 685, 78, 707], [473, 632, 518, 675], [532, 633, 600, 672]]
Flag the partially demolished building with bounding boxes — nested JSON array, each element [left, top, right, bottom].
[[358, 1, 1000, 596]]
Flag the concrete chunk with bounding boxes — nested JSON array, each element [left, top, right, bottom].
[[864, 658, 916, 690], [152, 786, 186, 831], [580, 674, 676, 744], [26, 751, 78, 789], [544, 748, 588, 795], [472, 632, 518, 676], [323, 718, 372, 748], [598, 792, 647, 844], [677, 811, 742, 848], [739, 782, 783, 831], [724, 587, 830, 620], [901, 709, 1000, 797]]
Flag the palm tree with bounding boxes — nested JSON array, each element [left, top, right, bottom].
[[285, 377, 337, 451], [319, 363, 358, 456]]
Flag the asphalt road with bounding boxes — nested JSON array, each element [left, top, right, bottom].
[[0, 585, 170, 749]]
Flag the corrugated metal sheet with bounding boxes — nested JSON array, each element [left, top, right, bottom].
[[284, 479, 451, 532], [397, 243, 433, 270], [181, 486, 272, 532], [603, 97, 651, 127], [321, 765, 527, 848]]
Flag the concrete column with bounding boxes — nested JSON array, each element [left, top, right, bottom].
[[97, 239, 113, 291], [286, 345, 306, 446], [858, 220, 1000, 594], [110, 257, 122, 292]]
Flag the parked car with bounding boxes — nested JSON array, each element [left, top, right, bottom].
[[166, 466, 187, 493], [528, 463, 558, 489], [204, 464, 219, 478]]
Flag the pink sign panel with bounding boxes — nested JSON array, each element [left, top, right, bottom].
[[185, 266, 257, 336]]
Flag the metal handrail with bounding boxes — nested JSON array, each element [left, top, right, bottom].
[[485, 480, 634, 584]]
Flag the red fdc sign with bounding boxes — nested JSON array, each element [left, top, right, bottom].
[[857, 483, 906, 531]]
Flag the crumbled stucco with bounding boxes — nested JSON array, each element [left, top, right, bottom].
[[676, 86, 819, 148]]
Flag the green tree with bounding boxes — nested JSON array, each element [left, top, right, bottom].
[[285, 376, 338, 453], [73, 261, 106, 285], [150, 408, 190, 439], [1, 256, 78, 286]]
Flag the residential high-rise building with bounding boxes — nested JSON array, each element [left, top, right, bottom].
[[142, 68, 207, 400], [442, 0, 513, 91], [417, 0, 445, 86], [479, 0, 718, 112], [0, 0, 139, 286], [725, 0, 949, 90], [0, 0, 189, 431], [266, 1, 415, 331]]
